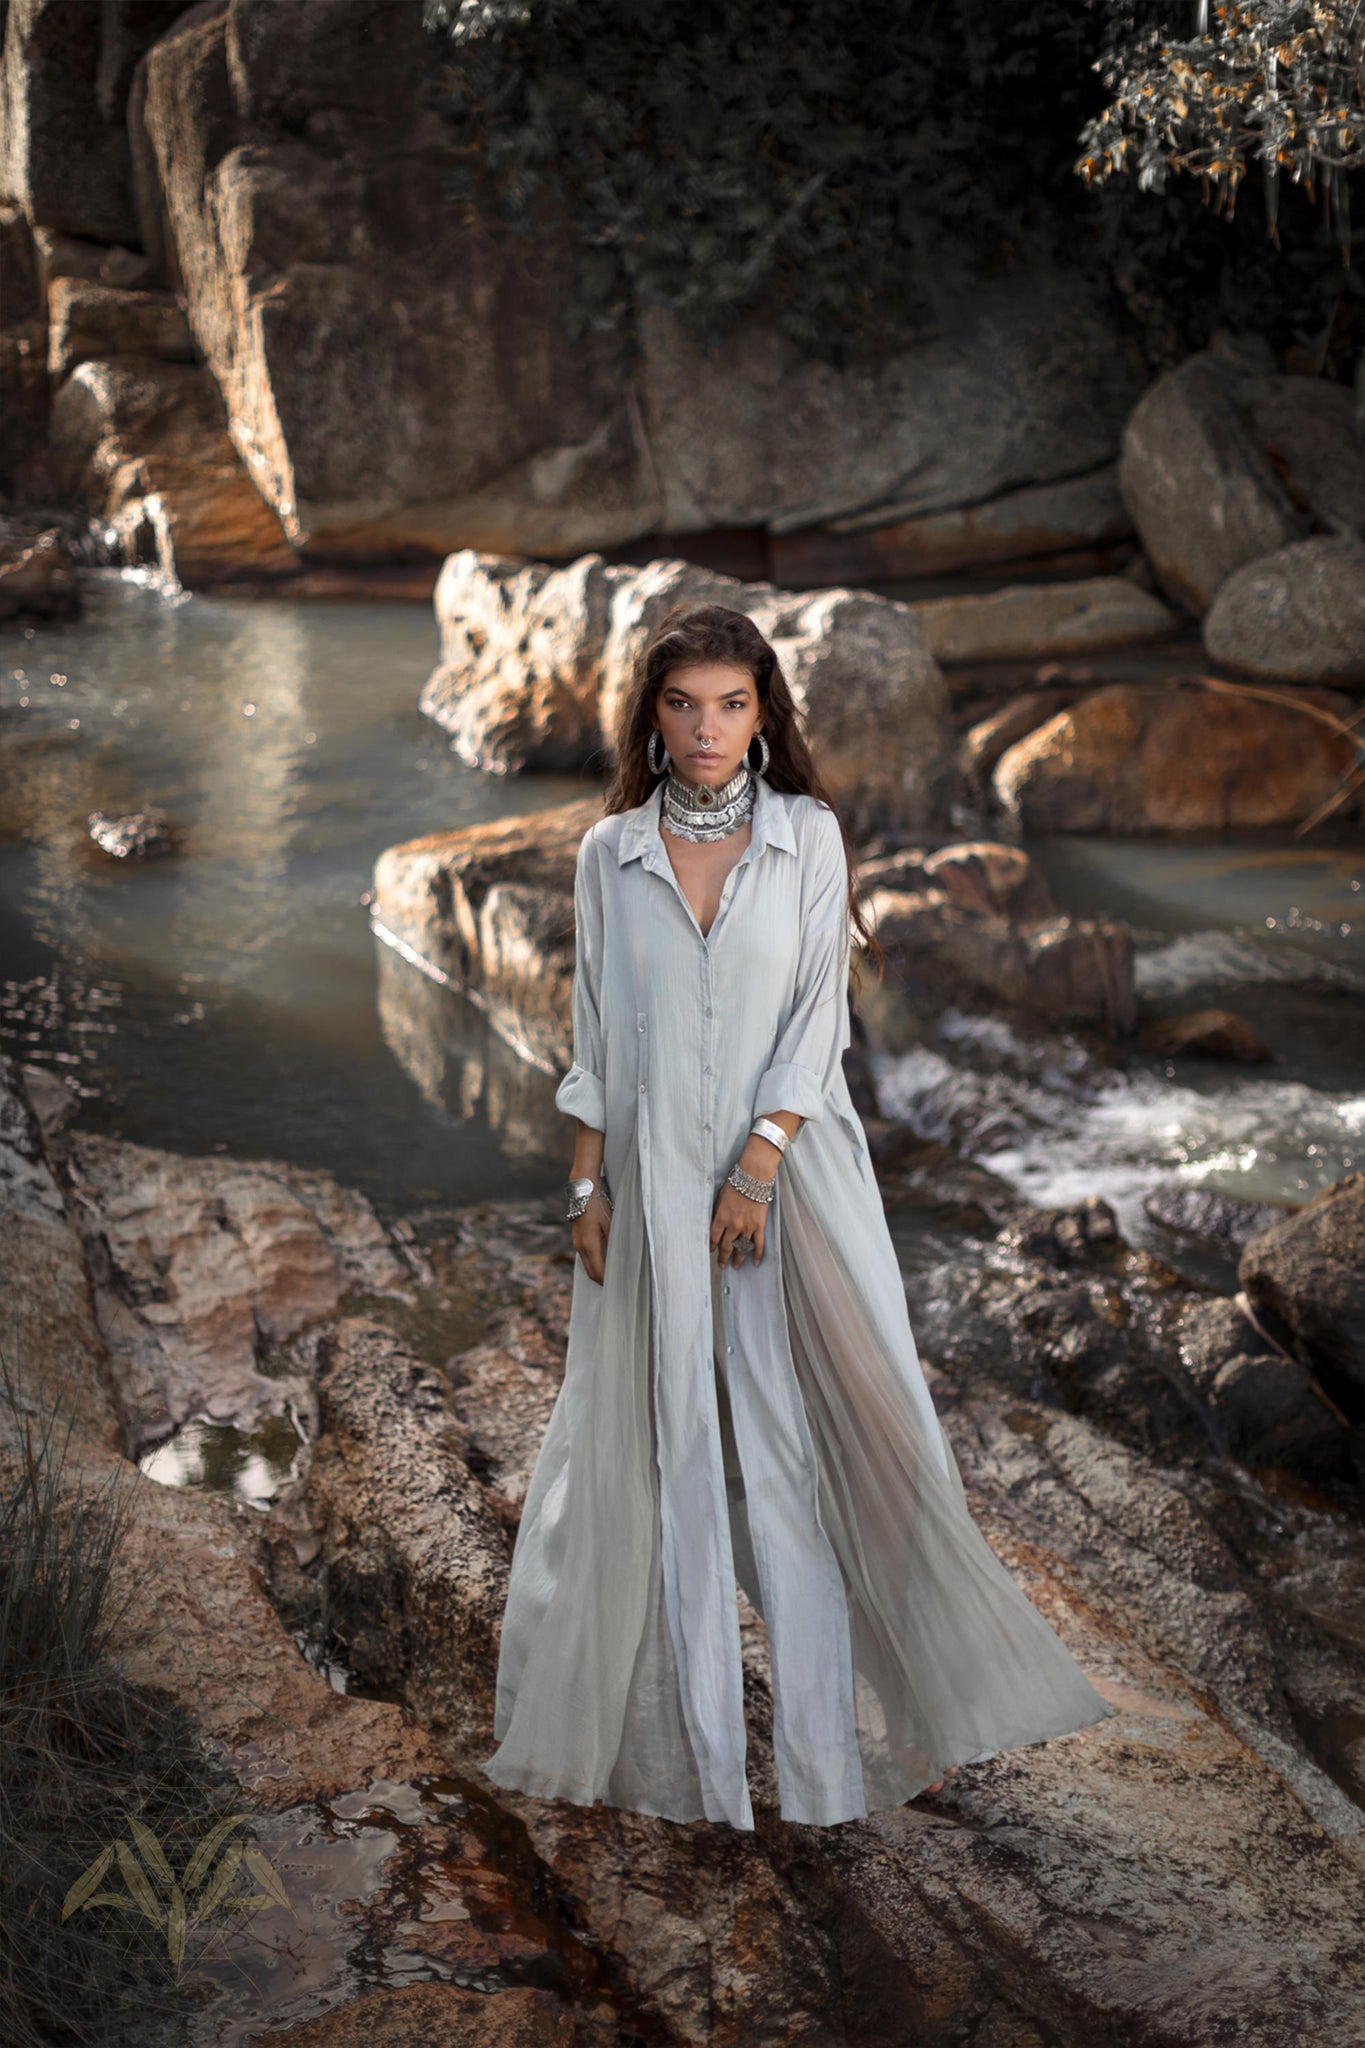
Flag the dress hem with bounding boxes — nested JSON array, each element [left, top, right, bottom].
[[477, 1688, 1117, 1831]]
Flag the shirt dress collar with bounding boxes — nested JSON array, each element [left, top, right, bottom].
[[616, 771, 798, 869]]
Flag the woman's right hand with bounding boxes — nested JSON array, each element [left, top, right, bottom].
[[571, 1189, 612, 1284]]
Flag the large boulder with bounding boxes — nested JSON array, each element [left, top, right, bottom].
[[911, 575, 1177, 666], [49, 354, 296, 583], [128, 0, 1145, 563], [371, 798, 599, 1078], [861, 842, 1136, 1036], [1251, 376, 1365, 540], [1203, 535, 1365, 686], [420, 552, 618, 775], [1239, 1174, 1365, 1388], [1119, 351, 1307, 613], [0, 0, 193, 243], [993, 681, 1361, 833], [1177, 1296, 1347, 1477], [422, 552, 953, 838]]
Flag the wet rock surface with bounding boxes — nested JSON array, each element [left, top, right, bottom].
[[5, 1055, 1365, 2044], [860, 842, 1136, 1038], [1240, 1174, 1365, 1390], [48, 354, 298, 586], [0, 521, 78, 619]]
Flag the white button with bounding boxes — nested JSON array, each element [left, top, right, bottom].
[[639, 1082, 646, 1092], [703, 1065, 711, 1075], [703, 1123, 711, 1133], [726, 1344, 734, 1354], [637, 1020, 645, 1032], [723, 1284, 730, 1295]]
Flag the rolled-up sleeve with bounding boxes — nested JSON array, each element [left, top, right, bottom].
[[752, 805, 852, 1125], [554, 831, 608, 1131]]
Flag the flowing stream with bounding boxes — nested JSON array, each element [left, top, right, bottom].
[[3, 568, 1363, 1260]]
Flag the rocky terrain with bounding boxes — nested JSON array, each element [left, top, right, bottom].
[[4, 10, 1365, 2039], [5, 1032, 1365, 2046]]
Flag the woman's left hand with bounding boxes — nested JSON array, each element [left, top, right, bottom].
[[711, 1181, 770, 1267]]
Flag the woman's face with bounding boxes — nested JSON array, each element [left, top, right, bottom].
[[652, 662, 762, 790]]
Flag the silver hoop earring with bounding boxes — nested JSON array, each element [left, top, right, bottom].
[[647, 729, 669, 775], [748, 730, 770, 776]]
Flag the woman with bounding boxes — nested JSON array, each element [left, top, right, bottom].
[[481, 603, 1113, 1830]]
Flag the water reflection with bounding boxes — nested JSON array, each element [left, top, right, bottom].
[[0, 573, 583, 1215], [139, 1411, 306, 1509]]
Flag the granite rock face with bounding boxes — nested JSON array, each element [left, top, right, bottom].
[[120, 0, 1144, 561], [48, 354, 297, 584], [0, 0, 196, 246]]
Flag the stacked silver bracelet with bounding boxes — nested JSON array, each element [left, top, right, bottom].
[[725, 1116, 795, 1204]]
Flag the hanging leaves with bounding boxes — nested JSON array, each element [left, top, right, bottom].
[[1078, 1, 1364, 258]]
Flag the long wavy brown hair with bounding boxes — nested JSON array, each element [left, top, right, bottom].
[[602, 603, 885, 995]]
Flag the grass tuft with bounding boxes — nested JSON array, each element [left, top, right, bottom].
[[0, 1343, 255, 2048]]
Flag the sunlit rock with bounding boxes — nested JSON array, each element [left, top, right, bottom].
[[62, 1130, 409, 1452], [423, 552, 951, 837], [372, 797, 598, 1080], [47, 277, 194, 379], [993, 681, 1362, 834], [48, 355, 297, 586]]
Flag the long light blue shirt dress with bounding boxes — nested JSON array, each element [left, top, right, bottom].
[[481, 771, 1114, 1828]]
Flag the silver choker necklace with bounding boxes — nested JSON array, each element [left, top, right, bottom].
[[660, 761, 756, 842]]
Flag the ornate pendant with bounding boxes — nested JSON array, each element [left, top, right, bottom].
[[661, 764, 756, 842]]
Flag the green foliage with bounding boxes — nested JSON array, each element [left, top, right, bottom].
[[420, 0, 1108, 365], [0, 1349, 248, 2048], [418, 0, 1362, 377], [1078, 3, 1365, 378], [1080, 1, 1364, 220]]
